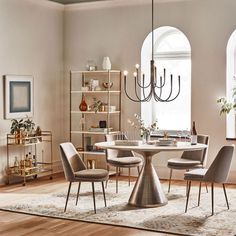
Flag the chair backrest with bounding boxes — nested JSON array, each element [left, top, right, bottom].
[[105, 134, 133, 160], [204, 145, 234, 183], [181, 134, 209, 166], [59, 142, 86, 182]]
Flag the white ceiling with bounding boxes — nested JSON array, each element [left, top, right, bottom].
[[48, 0, 108, 4]]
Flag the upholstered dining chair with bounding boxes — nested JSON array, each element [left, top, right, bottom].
[[59, 142, 109, 213], [184, 145, 234, 215], [167, 134, 209, 193], [105, 134, 143, 193]]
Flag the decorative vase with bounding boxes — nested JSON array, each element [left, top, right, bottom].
[[102, 56, 111, 70], [79, 95, 88, 111], [142, 132, 150, 144]]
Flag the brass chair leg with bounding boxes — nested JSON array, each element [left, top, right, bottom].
[[64, 182, 72, 212], [76, 182, 81, 206], [91, 182, 96, 214], [128, 167, 131, 186], [211, 182, 214, 216], [102, 181, 107, 207], [198, 182, 202, 206], [223, 183, 229, 209], [185, 180, 191, 213], [116, 167, 118, 193], [168, 169, 172, 193]]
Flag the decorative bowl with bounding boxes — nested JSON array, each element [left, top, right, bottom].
[[102, 82, 113, 89]]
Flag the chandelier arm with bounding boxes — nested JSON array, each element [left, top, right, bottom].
[[164, 76, 181, 102], [155, 75, 173, 102], [124, 75, 152, 102], [135, 77, 146, 101], [155, 75, 166, 89], [136, 74, 152, 89]]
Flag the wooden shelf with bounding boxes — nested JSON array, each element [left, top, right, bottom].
[[71, 90, 120, 94], [71, 70, 121, 74], [71, 111, 120, 114]]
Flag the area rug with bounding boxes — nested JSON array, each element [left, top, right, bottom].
[[0, 180, 236, 236]]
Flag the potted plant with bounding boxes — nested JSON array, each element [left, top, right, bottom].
[[10, 119, 24, 144], [91, 98, 103, 113]]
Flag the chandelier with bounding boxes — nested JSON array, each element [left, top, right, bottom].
[[124, 0, 181, 102]]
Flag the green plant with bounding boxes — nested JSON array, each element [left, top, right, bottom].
[[23, 118, 35, 132], [10, 119, 24, 134], [217, 88, 236, 114], [91, 98, 103, 113], [10, 118, 35, 135]]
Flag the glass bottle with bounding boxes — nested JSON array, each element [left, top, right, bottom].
[[79, 95, 88, 111], [191, 121, 197, 145], [14, 156, 19, 174]]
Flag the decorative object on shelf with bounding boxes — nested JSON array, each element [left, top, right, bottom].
[[102, 82, 113, 90], [102, 56, 111, 70], [86, 60, 97, 71], [10, 118, 24, 144], [35, 126, 42, 141], [128, 113, 158, 143], [123, 0, 181, 102], [14, 156, 19, 174], [99, 120, 107, 128], [4, 75, 34, 119], [79, 95, 88, 111], [89, 79, 99, 91], [104, 105, 116, 112], [91, 98, 103, 113]]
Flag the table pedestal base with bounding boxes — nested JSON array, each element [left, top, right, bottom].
[[128, 153, 167, 207]]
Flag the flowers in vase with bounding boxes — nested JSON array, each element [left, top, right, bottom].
[[128, 114, 158, 140]]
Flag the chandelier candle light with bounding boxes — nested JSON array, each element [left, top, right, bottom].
[[124, 0, 181, 102]]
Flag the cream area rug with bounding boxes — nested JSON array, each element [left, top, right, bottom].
[[0, 180, 236, 236]]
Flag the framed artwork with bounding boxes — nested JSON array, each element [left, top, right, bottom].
[[4, 75, 34, 119]]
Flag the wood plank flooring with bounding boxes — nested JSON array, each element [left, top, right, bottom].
[[0, 173, 234, 236]]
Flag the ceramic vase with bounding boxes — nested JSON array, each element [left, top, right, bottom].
[[102, 57, 111, 70]]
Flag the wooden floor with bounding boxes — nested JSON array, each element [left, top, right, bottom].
[[0, 174, 234, 236]]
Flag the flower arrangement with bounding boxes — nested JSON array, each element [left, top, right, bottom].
[[128, 114, 158, 141], [217, 88, 236, 114]]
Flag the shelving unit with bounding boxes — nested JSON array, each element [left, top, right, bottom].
[[6, 131, 53, 186], [69, 70, 121, 171]]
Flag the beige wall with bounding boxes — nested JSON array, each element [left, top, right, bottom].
[[0, 0, 64, 184], [64, 0, 236, 182], [1, 0, 236, 185]]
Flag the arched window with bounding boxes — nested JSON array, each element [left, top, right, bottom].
[[226, 30, 236, 138], [141, 26, 191, 131]]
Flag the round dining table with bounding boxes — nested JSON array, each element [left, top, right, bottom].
[[95, 141, 208, 208]]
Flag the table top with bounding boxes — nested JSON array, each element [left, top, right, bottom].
[[95, 141, 207, 152]]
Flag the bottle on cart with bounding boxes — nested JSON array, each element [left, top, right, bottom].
[[28, 152, 32, 168], [14, 156, 19, 174], [190, 121, 197, 145]]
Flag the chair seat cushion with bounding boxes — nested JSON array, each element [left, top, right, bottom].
[[184, 168, 208, 181], [75, 169, 108, 181], [168, 158, 202, 169], [108, 156, 142, 167]]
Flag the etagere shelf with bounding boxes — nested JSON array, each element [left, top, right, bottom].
[[69, 70, 122, 172]]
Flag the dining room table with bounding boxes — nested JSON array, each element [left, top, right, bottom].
[[95, 140, 208, 208]]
